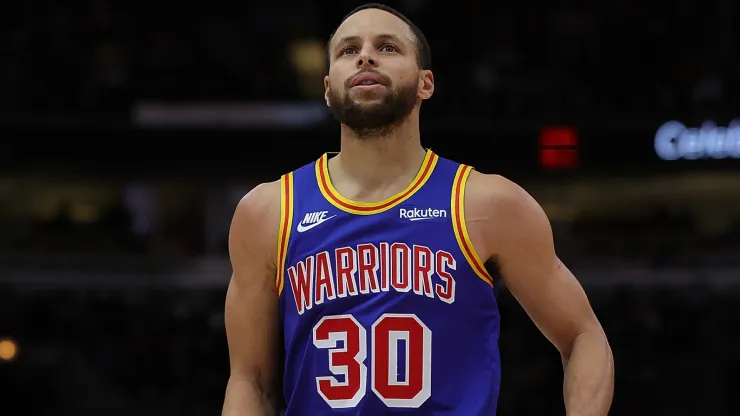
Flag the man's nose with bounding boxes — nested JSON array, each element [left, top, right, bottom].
[[356, 49, 378, 68]]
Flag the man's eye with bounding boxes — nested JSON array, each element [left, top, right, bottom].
[[380, 44, 398, 53]]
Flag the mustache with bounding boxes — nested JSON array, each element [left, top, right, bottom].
[[344, 70, 391, 89]]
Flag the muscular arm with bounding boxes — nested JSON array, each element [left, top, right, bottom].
[[223, 182, 282, 416], [466, 173, 614, 416]]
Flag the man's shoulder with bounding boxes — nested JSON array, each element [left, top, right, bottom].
[[236, 180, 282, 217], [465, 171, 527, 207], [464, 171, 547, 230], [462, 171, 552, 263], [230, 180, 283, 245]]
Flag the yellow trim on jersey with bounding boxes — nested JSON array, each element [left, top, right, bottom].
[[276, 172, 294, 295], [315, 150, 439, 215], [451, 165, 494, 287]]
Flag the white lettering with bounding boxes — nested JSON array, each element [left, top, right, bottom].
[[399, 208, 448, 221], [303, 211, 328, 224], [655, 119, 740, 161]]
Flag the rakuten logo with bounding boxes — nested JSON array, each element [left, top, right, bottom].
[[399, 208, 447, 221], [654, 120, 740, 160]]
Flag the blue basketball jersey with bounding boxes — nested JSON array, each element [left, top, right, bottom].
[[276, 150, 501, 415]]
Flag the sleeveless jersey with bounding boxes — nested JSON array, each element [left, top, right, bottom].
[[276, 150, 501, 415]]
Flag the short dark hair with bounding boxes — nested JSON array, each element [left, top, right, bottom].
[[327, 3, 432, 70]]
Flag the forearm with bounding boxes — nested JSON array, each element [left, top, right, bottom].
[[562, 329, 614, 416], [223, 375, 278, 416]]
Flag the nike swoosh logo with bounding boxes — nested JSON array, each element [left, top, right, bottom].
[[296, 215, 337, 232]]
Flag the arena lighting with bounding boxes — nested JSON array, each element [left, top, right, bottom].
[[655, 119, 740, 160], [0, 338, 17, 362], [538, 126, 579, 169]]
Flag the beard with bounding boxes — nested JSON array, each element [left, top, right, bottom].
[[327, 79, 418, 138]]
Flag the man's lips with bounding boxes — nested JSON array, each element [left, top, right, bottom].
[[351, 72, 386, 87]]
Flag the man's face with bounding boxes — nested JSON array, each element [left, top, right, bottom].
[[325, 8, 433, 136]]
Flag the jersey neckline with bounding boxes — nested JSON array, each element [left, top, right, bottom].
[[315, 150, 439, 215]]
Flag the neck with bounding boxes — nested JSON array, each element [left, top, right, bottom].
[[333, 114, 426, 190]]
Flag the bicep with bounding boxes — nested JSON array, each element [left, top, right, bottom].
[[485, 178, 599, 352], [224, 183, 281, 385], [225, 272, 280, 380]]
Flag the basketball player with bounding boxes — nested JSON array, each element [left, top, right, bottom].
[[223, 4, 613, 415]]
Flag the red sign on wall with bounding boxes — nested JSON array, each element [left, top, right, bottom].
[[539, 126, 579, 169]]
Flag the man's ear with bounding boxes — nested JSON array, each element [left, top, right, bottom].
[[418, 70, 434, 100], [324, 76, 331, 107]]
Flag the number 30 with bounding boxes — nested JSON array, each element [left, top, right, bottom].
[[312, 313, 432, 409]]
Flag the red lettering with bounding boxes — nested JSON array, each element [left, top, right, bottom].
[[390, 243, 411, 292], [379, 242, 390, 292], [335, 247, 358, 297], [371, 315, 430, 404], [314, 251, 336, 305], [289, 256, 314, 314], [434, 251, 456, 304], [357, 244, 380, 294], [412, 245, 434, 298]]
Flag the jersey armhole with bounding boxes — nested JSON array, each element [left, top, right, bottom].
[[451, 165, 495, 287], [276, 172, 295, 295]]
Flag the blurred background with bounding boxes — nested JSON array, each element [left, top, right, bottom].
[[1, 0, 739, 414]]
